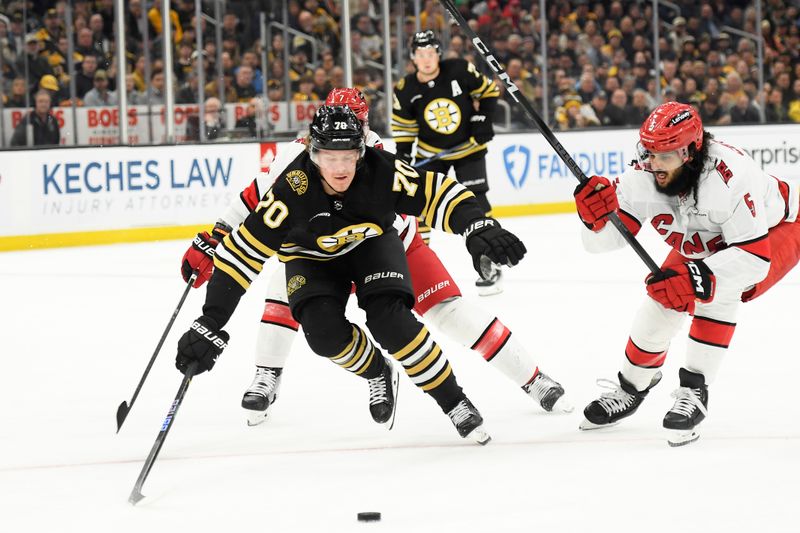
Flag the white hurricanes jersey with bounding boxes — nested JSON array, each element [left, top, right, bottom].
[[583, 139, 799, 291], [219, 130, 385, 230]]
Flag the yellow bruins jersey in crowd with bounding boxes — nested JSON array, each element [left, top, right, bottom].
[[392, 58, 499, 162]]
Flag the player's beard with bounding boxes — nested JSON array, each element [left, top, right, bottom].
[[653, 166, 695, 197]]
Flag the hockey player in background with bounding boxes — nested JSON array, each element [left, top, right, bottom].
[[175, 105, 527, 444], [181, 88, 571, 427], [392, 30, 504, 295], [574, 101, 800, 446]]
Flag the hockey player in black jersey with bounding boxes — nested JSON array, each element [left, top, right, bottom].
[[174, 105, 527, 444], [392, 30, 503, 295]]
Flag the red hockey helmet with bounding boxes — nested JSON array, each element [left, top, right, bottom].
[[639, 101, 703, 153], [325, 88, 369, 123]]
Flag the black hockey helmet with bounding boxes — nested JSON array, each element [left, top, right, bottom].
[[309, 105, 365, 155], [410, 30, 442, 58]]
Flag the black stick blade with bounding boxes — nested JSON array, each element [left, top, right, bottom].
[[116, 401, 130, 433]]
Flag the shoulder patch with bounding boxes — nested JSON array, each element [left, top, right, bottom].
[[285, 170, 308, 195], [397, 78, 405, 90]]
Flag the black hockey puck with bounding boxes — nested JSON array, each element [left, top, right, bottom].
[[357, 512, 381, 522]]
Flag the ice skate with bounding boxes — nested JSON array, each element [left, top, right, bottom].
[[663, 368, 708, 447], [447, 398, 491, 445], [580, 372, 661, 430], [367, 358, 399, 429], [476, 257, 503, 296], [241, 366, 283, 426], [523, 371, 574, 413]]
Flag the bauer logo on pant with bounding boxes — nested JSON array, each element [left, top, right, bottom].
[[287, 275, 306, 296]]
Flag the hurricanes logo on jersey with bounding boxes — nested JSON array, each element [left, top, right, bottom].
[[317, 223, 382, 252], [287, 275, 306, 296], [424, 98, 461, 134], [286, 170, 308, 195]]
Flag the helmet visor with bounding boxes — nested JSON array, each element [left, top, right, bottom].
[[637, 142, 688, 172]]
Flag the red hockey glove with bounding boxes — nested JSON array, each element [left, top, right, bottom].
[[574, 175, 619, 231], [646, 260, 715, 311], [180, 225, 228, 288]]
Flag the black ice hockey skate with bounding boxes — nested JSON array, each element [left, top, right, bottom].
[[523, 371, 574, 413], [367, 358, 399, 429], [447, 398, 491, 445], [580, 372, 662, 430], [241, 366, 283, 426], [663, 368, 708, 447]]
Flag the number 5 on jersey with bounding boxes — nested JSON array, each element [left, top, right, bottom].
[[393, 159, 419, 196], [256, 190, 289, 228]]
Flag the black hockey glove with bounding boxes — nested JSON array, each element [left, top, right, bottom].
[[176, 316, 230, 375], [464, 218, 527, 277], [470, 113, 494, 144]]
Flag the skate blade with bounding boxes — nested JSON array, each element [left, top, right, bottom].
[[465, 425, 492, 445], [385, 366, 400, 431], [476, 283, 503, 297], [666, 429, 700, 447], [245, 410, 268, 426], [579, 418, 620, 431], [550, 396, 575, 414]]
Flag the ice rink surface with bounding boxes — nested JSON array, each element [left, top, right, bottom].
[[2, 214, 798, 532]]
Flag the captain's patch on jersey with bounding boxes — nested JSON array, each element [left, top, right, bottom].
[[286, 170, 308, 195], [424, 98, 461, 134]]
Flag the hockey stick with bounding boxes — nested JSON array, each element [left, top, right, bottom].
[[413, 141, 473, 168], [129, 361, 199, 505], [438, 0, 661, 275], [116, 272, 197, 433]]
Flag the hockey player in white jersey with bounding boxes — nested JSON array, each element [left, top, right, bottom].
[[180, 88, 572, 430], [574, 101, 800, 446]]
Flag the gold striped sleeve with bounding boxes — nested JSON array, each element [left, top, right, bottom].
[[442, 190, 475, 233], [239, 225, 277, 258], [213, 256, 252, 290], [423, 176, 458, 228], [469, 77, 489, 96]]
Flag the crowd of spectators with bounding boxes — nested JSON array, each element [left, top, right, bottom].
[[0, 0, 798, 146]]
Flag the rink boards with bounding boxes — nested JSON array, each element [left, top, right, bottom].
[[1, 124, 797, 251]]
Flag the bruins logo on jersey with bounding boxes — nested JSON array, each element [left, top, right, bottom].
[[287, 275, 306, 296], [424, 98, 461, 134], [317, 223, 382, 252], [286, 170, 308, 195]]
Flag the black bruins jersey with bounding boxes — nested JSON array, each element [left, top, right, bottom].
[[392, 58, 499, 162], [204, 145, 486, 323]]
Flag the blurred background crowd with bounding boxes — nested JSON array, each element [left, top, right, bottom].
[[0, 0, 798, 147]]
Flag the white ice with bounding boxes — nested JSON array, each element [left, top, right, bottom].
[[2, 214, 798, 532]]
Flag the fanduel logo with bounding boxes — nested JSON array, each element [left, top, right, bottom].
[[190, 321, 228, 349], [503, 145, 531, 189], [364, 271, 404, 283]]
